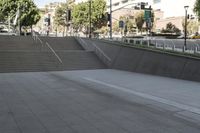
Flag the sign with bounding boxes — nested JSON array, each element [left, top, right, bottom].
[[119, 21, 124, 28], [144, 10, 151, 20]]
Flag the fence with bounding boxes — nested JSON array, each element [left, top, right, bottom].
[[107, 37, 200, 55]]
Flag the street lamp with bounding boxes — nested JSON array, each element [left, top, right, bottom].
[[109, 0, 112, 39], [89, 0, 92, 38], [184, 5, 189, 50]]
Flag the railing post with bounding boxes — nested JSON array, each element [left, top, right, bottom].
[[183, 46, 186, 52], [163, 44, 165, 50], [155, 41, 157, 48], [194, 46, 198, 54], [172, 45, 175, 51]]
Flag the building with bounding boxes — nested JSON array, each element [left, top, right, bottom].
[[36, 2, 64, 34], [151, 0, 197, 32], [152, 0, 196, 18], [105, 0, 196, 18], [70, 0, 198, 33]]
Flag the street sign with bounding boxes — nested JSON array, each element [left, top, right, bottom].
[[119, 21, 124, 28], [144, 10, 151, 20]]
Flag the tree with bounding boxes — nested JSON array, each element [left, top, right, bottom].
[[91, 0, 107, 29], [71, 2, 88, 31], [0, 12, 4, 21], [183, 20, 199, 34], [135, 11, 145, 34], [119, 16, 135, 36], [54, 3, 68, 34], [194, 0, 200, 20], [182, 19, 191, 34], [112, 21, 120, 33], [161, 22, 181, 34], [0, 0, 40, 30], [72, 0, 107, 33]]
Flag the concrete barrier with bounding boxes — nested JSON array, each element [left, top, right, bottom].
[[180, 59, 200, 81], [78, 38, 200, 82]]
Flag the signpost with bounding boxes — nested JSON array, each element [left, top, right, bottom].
[[144, 6, 152, 46]]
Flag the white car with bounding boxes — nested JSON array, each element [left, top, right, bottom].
[[0, 24, 17, 36], [177, 34, 185, 39]]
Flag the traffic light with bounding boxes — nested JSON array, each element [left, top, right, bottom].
[[140, 2, 145, 9], [66, 9, 71, 21], [47, 14, 51, 26], [106, 12, 111, 21], [47, 18, 50, 26], [44, 18, 50, 26]]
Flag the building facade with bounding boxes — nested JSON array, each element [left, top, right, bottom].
[[70, 0, 198, 33], [36, 2, 63, 34]]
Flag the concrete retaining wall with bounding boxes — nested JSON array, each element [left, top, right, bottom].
[[78, 38, 200, 82]]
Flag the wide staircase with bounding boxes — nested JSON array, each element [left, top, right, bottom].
[[0, 35, 106, 73]]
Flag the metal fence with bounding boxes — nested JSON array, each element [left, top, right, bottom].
[[104, 37, 200, 55]]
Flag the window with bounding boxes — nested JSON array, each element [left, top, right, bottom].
[[153, 0, 161, 4], [121, 0, 128, 4], [113, 2, 119, 6]]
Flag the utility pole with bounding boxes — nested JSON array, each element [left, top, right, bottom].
[[89, 0, 92, 38], [8, 16, 10, 35], [184, 6, 189, 50], [109, 0, 112, 39], [18, 4, 21, 36]]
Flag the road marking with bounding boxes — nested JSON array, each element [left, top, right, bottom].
[[46, 42, 63, 64], [84, 78, 200, 115]]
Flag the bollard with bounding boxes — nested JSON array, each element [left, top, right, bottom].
[[163, 44, 165, 50], [182, 46, 185, 52], [147, 40, 150, 47], [172, 45, 175, 51], [194, 47, 198, 54], [155, 42, 157, 48]]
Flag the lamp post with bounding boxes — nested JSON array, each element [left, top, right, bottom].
[[89, 0, 92, 38], [184, 5, 189, 50], [109, 0, 112, 39]]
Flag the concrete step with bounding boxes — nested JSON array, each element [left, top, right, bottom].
[[40, 37, 84, 50], [0, 51, 106, 73]]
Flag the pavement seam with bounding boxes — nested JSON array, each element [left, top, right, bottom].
[[84, 77, 200, 115]]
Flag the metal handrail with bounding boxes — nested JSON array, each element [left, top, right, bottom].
[[76, 37, 112, 66], [32, 31, 63, 64]]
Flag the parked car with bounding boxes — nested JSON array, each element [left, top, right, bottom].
[[188, 33, 200, 39], [0, 24, 17, 36], [177, 34, 185, 39], [177, 34, 189, 39]]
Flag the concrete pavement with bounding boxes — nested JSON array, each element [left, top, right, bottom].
[[0, 69, 200, 133]]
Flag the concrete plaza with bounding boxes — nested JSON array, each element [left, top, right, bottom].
[[0, 69, 200, 133]]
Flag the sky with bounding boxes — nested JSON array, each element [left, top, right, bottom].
[[34, 0, 66, 8], [152, 0, 196, 18]]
